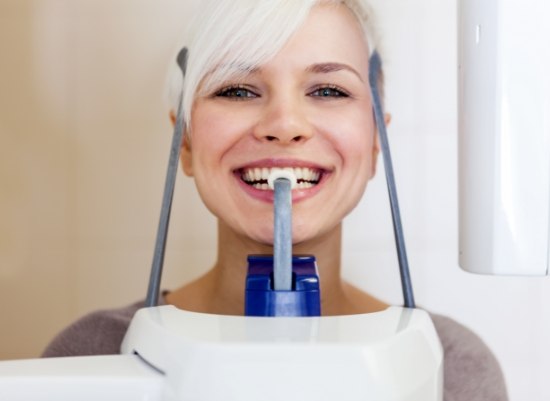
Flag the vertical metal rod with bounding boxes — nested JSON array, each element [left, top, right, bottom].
[[273, 178, 293, 291], [368, 51, 416, 308], [145, 48, 188, 307]]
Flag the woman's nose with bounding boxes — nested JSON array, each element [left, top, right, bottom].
[[253, 97, 314, 144]]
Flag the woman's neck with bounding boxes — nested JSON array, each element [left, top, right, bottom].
[[165, 220, 387, 315]]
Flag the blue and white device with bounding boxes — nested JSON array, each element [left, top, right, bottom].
[[245, 168, 321, 317], [0, 46, 444, 401], [7, 0, 545, 396]]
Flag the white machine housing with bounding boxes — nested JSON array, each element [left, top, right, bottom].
[[458, 0, 550, 275], [0, 306, 443, 401]]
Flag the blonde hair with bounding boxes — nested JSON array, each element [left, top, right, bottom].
[[166, 0, 380, 130]]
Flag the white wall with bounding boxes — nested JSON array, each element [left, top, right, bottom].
[[0, 1, 547, 400]]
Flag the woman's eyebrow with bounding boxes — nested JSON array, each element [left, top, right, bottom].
[[305, 62, 363, 82]]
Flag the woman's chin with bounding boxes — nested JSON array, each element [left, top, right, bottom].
[[245, 230, 319, 251]]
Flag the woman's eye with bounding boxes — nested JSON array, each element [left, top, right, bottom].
[[215, 86, 258, 99], [310, 86, 349, 98]]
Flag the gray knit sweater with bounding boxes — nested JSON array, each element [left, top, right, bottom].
[[43, 301, 508, 401]]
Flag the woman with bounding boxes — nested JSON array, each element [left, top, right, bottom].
[[44, 1, 508, 400]]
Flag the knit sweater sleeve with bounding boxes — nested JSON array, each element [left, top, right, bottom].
[[431, 314, 508, 401], [41, 302, 142, 357]]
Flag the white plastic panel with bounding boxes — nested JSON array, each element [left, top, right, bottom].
[[458, 0, 550, 275], [0, 307, 442, 401], [122, 306, 443, 401], [0, 355, 163, 401]]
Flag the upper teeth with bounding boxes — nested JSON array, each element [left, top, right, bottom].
[[242, 167, 321, 185]]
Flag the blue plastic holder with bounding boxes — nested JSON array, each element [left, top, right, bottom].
[[245, 255, 321, 317]]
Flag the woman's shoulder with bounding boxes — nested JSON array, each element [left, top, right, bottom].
[[430, 313, 508, 401], [41, 300, 145, 358]]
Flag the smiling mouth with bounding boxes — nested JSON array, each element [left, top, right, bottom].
[[238, 167, 323, 190]]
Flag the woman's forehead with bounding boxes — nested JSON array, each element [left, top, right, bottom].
[[200, 5, 369, 89]]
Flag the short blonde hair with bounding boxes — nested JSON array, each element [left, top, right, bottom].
[[166, 0, 380, 130]]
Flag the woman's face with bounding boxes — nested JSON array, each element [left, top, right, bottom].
[[183, 4, 378, 246]]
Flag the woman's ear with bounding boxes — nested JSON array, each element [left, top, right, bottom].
[[370, 113, 392, 178], [384, 113, 392, 126], [180, 134, 194, 177], [169, 110, 194, 177]]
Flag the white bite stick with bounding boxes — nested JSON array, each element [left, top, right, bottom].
[[268, 169, 297, 291]]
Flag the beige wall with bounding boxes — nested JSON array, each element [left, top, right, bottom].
[[1, 0, 71, 359], [0, 0, 213, 359]]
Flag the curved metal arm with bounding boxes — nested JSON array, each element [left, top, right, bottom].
[[145, 48, 188, 307], [369, 51, 416, 308]]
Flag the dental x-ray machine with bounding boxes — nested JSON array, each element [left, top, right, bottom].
[[0, 1, 548, 400]]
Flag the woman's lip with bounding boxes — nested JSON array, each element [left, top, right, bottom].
[[234, 169, 330, 203], [234, 158, 331, 171]]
